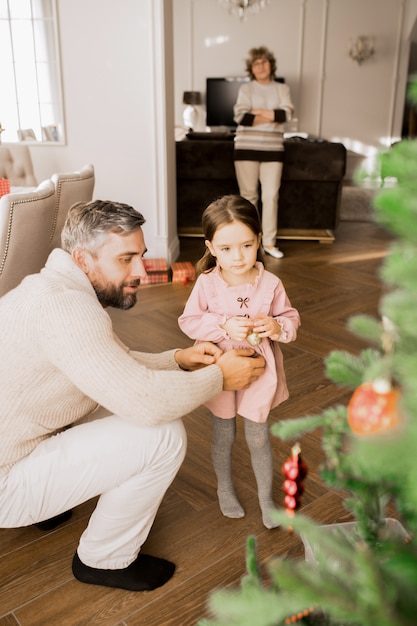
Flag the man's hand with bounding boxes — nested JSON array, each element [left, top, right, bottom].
[[216, 348, 265, 391], [175, 342, 223, 371]]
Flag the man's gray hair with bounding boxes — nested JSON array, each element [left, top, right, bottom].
[[61, 200, 146, 256]]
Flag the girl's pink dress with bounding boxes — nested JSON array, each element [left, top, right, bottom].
[[178, 262, 300, 422]]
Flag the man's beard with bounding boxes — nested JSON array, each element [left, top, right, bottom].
[[93, 280, 140, 310]]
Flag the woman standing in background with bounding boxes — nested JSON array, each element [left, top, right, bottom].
[[233, 46, 294, 259]]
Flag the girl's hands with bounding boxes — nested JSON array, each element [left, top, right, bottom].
[[222, 316, 253, 342], [222, 315, 285, 343], [252, 315, 283, 341]]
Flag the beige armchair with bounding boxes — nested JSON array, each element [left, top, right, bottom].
[[0, 180, 56, 297], [0, 144, 38, 187], [49, 163, 95, 251], [17, 128, 37, 142]]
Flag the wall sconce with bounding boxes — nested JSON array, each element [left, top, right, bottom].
[[348, 36, 375, 65], [182, 91, 202, 130]]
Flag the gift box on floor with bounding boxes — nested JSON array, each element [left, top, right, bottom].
[[171, 261, 196, 284], [0, 178, 10, 198], [141, 258, 169, 285]]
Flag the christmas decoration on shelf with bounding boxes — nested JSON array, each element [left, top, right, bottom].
[[347, 379, 402, 435], [282, 442, 308, 522]]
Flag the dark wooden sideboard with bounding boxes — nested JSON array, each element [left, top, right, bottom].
[[176, 138, 347, 242]]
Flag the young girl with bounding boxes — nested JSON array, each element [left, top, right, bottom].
[[178, 195, 300, 528]]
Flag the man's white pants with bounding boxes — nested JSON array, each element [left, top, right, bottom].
[[0, 413, 187, 569], [235, 160, 283, 248]]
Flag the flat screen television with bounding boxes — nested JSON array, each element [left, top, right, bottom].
[[205, 76, 285, 129]]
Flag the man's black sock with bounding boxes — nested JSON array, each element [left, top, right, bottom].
[[35, 510, 73, 531], [72, 551, 176, 592]]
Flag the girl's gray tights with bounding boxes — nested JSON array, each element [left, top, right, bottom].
[[210, 414, 279, 529]]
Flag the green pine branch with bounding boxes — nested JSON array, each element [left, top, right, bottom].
[[201, 81, 417, 626], [380, 242, 417, 290], [325, 346, 383, 385], [200, 522, 417, 626]]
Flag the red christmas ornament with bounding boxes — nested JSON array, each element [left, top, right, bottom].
[[282, 443, 308, 519], [347, 379, 402, 436]]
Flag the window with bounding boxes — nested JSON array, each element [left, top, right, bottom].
[[0, 0, 65, 143]]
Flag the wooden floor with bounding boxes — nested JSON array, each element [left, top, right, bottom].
[[0, 220, 392, 626]]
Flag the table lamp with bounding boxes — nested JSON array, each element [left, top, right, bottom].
[[182, 91, 202, 130]]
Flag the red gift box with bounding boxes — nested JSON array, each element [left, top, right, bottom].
[[141, 258, 169, 286], [171, 261, 196, 284], [0, 178, 10, 198], [143, 258, 168, 272]]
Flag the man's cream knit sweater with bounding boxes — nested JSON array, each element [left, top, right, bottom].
[[0, 249, 223, 476]]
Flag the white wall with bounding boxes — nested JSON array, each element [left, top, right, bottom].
[[26, 0, 417, 261], [406, 0, 417, 37], [30, 0, 178, 261], [174, 0, 415, 161]]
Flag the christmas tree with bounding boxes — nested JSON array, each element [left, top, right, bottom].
[[198, 79, 417, 626]]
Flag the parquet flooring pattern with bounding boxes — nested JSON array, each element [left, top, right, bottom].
[[0, 221, 392, 626]]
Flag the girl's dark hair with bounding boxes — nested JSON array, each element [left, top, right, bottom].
[[196, 195, 264, 275], [245, 46, 277, 80]]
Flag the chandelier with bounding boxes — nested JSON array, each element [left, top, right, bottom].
[[218, 0, 270, 20]]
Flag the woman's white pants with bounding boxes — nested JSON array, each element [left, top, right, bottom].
[[0, 413, 187, 569], [235, 160, 283, 248]]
